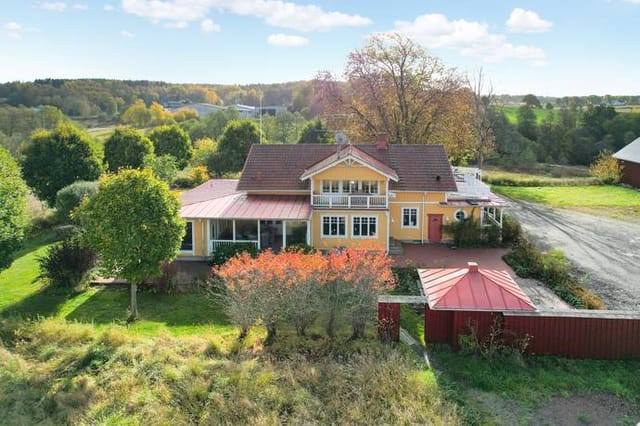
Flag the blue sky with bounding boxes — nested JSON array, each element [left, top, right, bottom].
[[1, 0, 639, 95]]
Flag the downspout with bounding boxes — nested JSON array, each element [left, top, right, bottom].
[[421, 192, 426, 244]]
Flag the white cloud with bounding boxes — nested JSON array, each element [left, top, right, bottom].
[[104, 4, 114, 11], [121, 30, 135, 38], [5, 22, 21, 31], [4, 21, 40, 39], [120, 0, 371, 32], [506, 8, 552, 33], [39, 2, 67, 12], [392, 13, 547, 64], [201, 18, 220, 33], [72, 3, 89, 10], [267, 33, 308, 47]]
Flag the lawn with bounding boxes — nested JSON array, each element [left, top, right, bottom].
[[0, 232, 234, 339], [493, 184, 640, 220], [431, 345, 640, 424], [500, 105, 555, 125]]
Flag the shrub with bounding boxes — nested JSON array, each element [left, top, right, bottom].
[[148, 124, 192, 168], [501, 214, 522, 245], [210, 242, 259, 266], [38, 235, 97, 290], [392, 267, 420, 295], [444, 215, 483, 247], [143, 154, 178, 185], [55, 181, 99, 222], [503, 237, 605, 309], [213, 246, 395, 344], [589, 150, 623, 184], [189, 166, 210, 186], [284, 243, 316, 254]]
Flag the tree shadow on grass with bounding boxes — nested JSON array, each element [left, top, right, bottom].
[[0, 287, 70, 319], [64, 288, 232, 329]]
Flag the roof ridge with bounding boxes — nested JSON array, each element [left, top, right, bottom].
[[479, 269, 535, 307]]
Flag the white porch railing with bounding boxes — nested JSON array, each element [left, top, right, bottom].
[[209, 239, 259, 252], [312, 194, 387, 208]]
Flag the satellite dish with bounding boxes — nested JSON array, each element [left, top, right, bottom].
[[335, 132, 347, 144]]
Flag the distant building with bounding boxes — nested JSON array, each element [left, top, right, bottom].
[[613, 137, 640, 188], [258, 105, 288, 116], [164, 101, 257, 118]]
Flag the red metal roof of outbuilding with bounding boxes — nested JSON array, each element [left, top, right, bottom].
[[419, 262, 536, 311]]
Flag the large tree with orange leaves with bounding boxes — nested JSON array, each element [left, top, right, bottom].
[[313, 33, 476, 162]]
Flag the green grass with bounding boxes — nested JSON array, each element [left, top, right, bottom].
[[500, 105, 555, 125], [493, 185, 640, 220], [0, 232, 234, 339], [86, 126, 115, 143], [484, 169, 600, 187], [432, 345, 640, 409]]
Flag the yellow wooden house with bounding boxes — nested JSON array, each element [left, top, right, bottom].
[[178, 138, 506, 259]]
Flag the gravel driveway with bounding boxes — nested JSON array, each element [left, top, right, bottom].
[[508, 199, 640, 310]]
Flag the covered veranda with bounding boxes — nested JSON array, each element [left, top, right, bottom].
[[180, 192, 311, 255]]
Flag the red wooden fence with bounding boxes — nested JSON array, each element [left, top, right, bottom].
[[423, 305, 640, 360], [378, 302, 401, 342]]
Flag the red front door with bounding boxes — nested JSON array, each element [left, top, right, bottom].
[[428, 214, 443, 242]]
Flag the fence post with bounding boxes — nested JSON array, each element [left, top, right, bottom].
[[378, 302, 401, 342]]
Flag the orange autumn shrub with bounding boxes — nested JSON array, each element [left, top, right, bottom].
[[214, 245, 395, 343]]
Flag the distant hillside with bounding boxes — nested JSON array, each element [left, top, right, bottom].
[[0, 79, 315, 120]]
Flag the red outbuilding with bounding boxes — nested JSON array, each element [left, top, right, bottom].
[[419, 262, 536, 346]]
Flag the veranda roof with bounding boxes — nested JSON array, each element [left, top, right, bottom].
[[419, 262, 536, 311], [180, 193, 311, 220]]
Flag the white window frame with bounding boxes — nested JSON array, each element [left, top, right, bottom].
[[352, 215, 378, 238], [321, 180, 341, 194], [401, 207, 419, 229], [180, 221, 195, 254], [321, 215, 347, 238], [454, 210, 467, 222]]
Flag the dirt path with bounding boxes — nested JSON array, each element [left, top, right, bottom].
[[508, 199, 640, 310]]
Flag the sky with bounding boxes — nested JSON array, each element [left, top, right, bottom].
[[1, 0, 639, 96]]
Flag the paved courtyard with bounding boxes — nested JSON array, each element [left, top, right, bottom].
[[391, 244, 571, 310]]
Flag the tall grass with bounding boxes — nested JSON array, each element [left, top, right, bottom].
[[0, 318, 460, 425]]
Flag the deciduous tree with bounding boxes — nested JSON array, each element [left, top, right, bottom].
[[208, 120, 261, 176], [0, 146, 29, 271], [298, 119, 335, 144], [148, 124, 192, 168], [22, 123, 102, 206], [77, 169, 184, 321], [121, 99, 152, 128], [103, 127, 154, 172], [315, 33, 465, 147]]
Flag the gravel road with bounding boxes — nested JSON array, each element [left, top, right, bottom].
[[507, 199, 640, 310]]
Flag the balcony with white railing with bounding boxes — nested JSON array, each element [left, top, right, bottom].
[[312, 194, 388, 209]]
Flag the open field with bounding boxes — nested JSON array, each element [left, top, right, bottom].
[[493, 184, 640, 220], [483, 168, 599, 187], [86, 126, 116, 143], [500, 105, 555, 125]]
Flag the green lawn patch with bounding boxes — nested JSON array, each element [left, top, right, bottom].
[[500, 106, 554, 125], [0, 233, 233, 338], [493, 185, 640, 220], [432, 345, 640, 409], [484, 169, 600, 187]]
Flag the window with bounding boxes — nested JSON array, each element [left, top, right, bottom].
[[342, 180, 357, 193], [322, 180, 340, 193], [322, 216, 346, 237], [402, 208, 418, 228], [361, 181, 379, 194], [454, 210, 467, 222], [180, 222, 194, 252], [352, 216, 377, 237]]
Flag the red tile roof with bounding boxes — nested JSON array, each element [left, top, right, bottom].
[[237, 144, 458, 192], [419, 263, 536, 311]]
